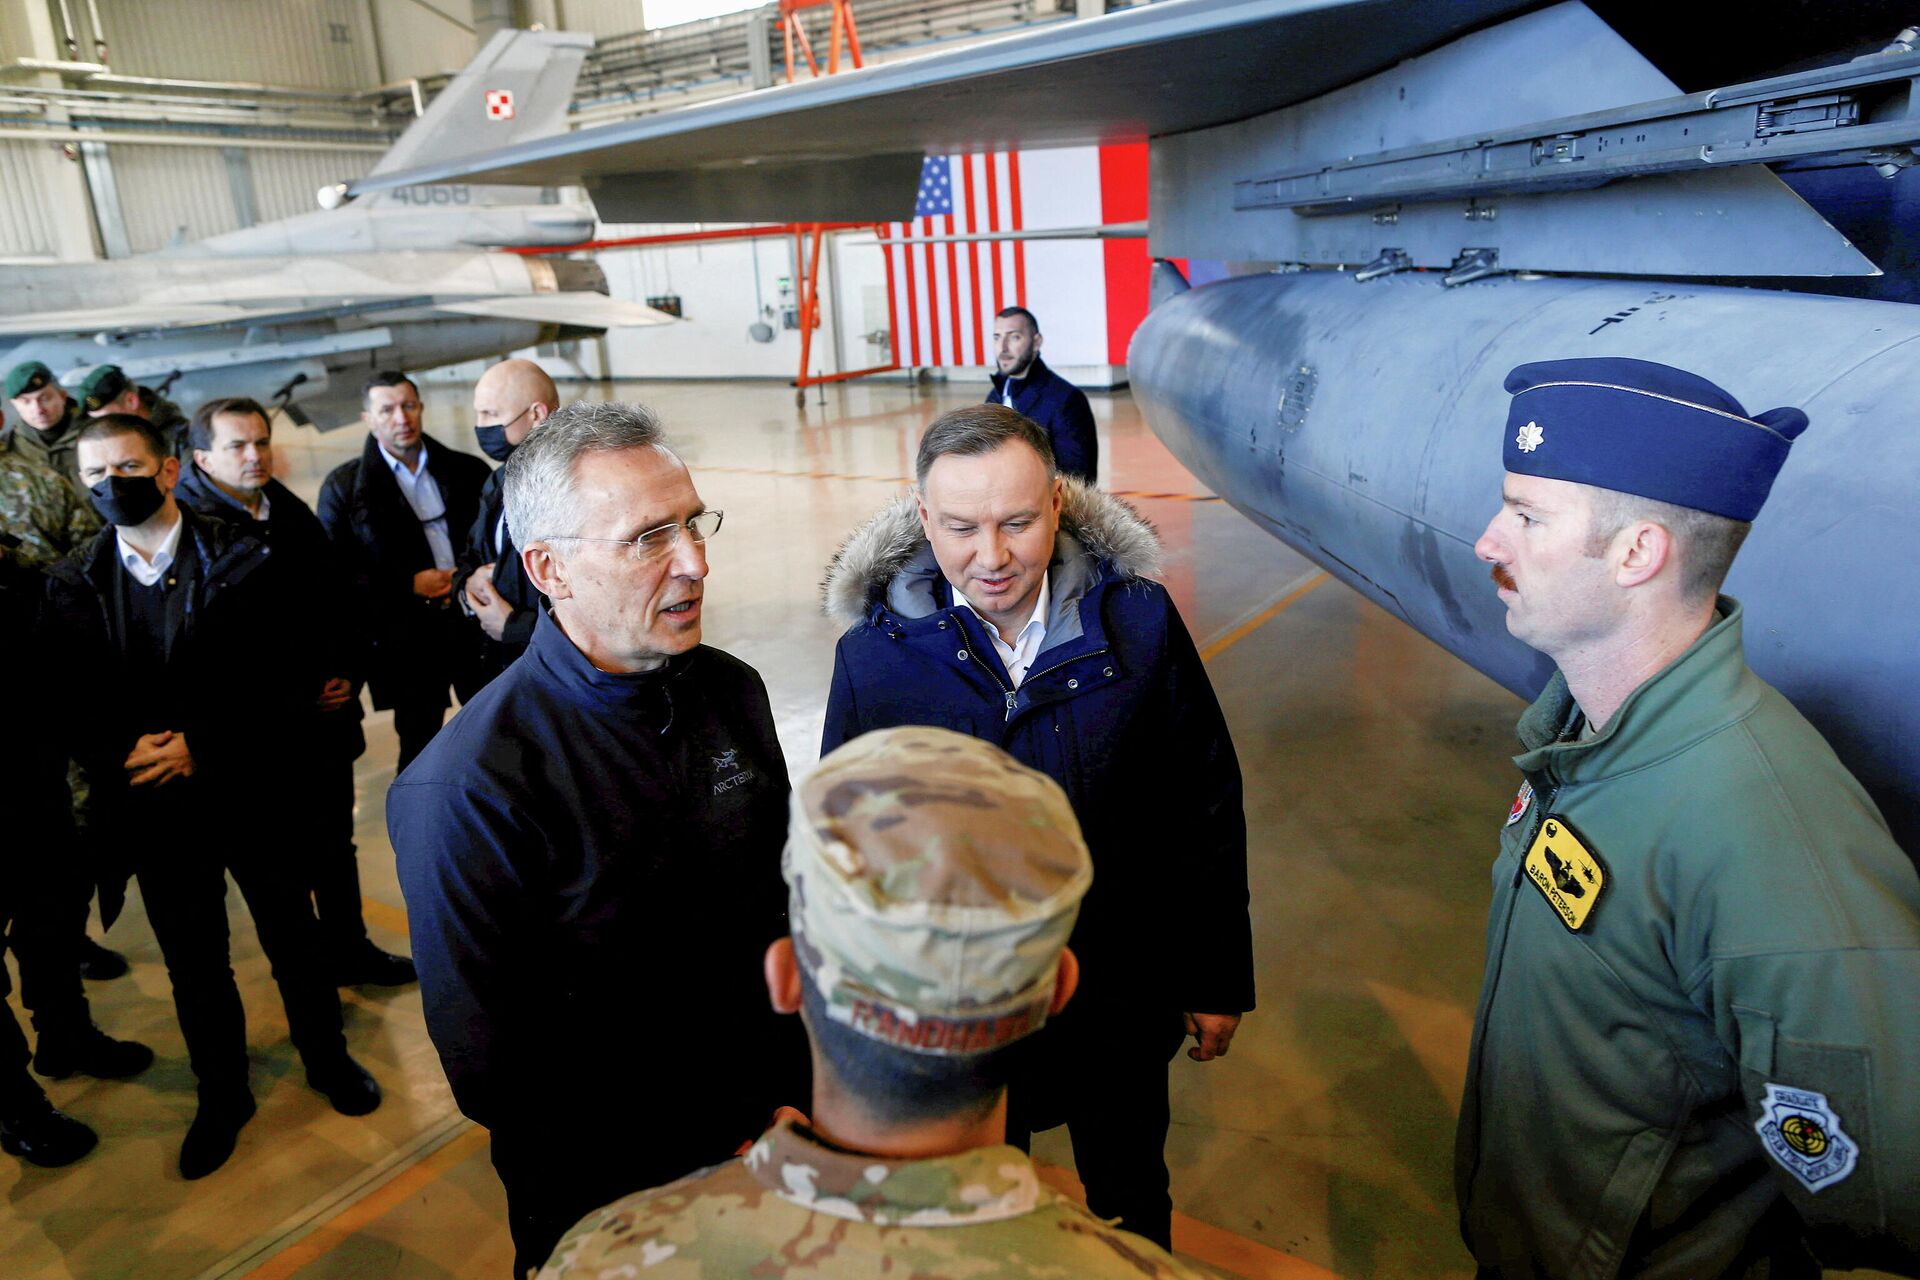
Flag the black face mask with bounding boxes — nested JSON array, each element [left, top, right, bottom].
[[89, 473, 166, 527], [474, 406, 531, 462]]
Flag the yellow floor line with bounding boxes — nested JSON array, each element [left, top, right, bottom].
[[359, 896, 410, 938], [1200, 571, 1330, 663], [235, 1125, 491, 1280]]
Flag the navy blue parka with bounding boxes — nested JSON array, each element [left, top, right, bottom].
[[820, 482, 1253, 1018]]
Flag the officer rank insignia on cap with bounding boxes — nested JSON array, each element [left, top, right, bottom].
[[1524, 816, 1606, 931], [1501, 357, 1809, 522], [1754, 1083, 1859, 1192]]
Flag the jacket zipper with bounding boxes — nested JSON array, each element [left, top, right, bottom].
[[1517, 774, 1559, 875], [963, 635, 1111, 724], [1460, 768, 1559, 1219]]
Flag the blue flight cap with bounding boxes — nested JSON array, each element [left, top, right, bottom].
[[1502, 358, 1809, 522]]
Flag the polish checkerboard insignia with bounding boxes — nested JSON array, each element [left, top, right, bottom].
[[1516, 421, 1544, 453], [485, 89, 515, 120], [1754, 1083, 1858, 1192]]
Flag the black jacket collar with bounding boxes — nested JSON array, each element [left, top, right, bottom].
[[54, 502, 267, 599], [989, 353, 1057, 395]]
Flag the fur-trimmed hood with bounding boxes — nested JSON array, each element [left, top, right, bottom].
[[821, 477, 1161, 628]]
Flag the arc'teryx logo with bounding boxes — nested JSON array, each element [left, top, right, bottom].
[[711, 746, 755, 796]]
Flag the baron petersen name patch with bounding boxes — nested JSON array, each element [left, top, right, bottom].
[[1524, 816, 1607, 931]]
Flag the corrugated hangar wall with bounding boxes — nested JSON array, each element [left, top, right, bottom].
[[0, 142, 68, 258], [92, 0, 460, 251], [83, 0, 380, 86], [250, 148, 386, 224], [0, 0, 524, 261]]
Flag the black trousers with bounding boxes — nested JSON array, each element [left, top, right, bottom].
[[491, 1123, 742, 1279], [309, 755, 368, 951], [123, 785, 347, 1097], [0, 840, 89, 1119], [8, 844, 95, 1044], [389, 648, 487, 773], [391, 697, 448, 774], [0, 959, 44, 1120], [1004, 1003, 1187, 1251]]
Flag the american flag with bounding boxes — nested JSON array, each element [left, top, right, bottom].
[[881, 153, 1031, 369], [916, 156, 954, 217]]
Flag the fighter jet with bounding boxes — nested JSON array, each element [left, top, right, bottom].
[[343, 0, 1920, 851], [0, 28, 669, 427]]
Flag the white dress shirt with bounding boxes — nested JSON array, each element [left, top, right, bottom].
[[379, 441, 455, 571], [957, 572, 1050, 687], [116, 508, 184, 588]]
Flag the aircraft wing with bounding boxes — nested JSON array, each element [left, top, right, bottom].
[[435, 293, 677, 327], [345, 0, 1533, 222], [0, 291, 668, 340], [0, 303, 260, 337]]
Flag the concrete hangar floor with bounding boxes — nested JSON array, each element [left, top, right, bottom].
[[7, 375, 1544, 1279]]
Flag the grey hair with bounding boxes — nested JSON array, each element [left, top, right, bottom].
[[1583, 487, 1752, 604], [503, 401, 668, 542]]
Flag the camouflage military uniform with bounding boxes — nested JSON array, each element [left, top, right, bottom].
[[0, 451, 100, 569], [0, 406, 86, 499], [539, 727, 1209, 1279], [538, 1116, 1213, 1279]]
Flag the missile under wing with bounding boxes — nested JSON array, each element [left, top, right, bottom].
[[348, 0, 1920, 852], [0, 28, 670, 426]]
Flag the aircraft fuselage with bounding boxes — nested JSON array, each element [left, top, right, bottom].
[[1130, 270, 1920, 850]]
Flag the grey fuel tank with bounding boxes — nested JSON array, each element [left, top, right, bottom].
[[1130, 270, 1920, 850]]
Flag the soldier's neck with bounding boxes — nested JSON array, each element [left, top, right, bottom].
[[1555, 598, 1715, 733], [808, 1084, 1009, 1160]]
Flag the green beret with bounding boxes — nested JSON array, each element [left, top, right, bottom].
[[4, 361, 55, 399], [75, 365, 132, 414]]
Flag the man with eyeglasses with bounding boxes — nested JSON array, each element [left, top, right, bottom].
[[388, 402, 801, 1280], [317, 371, 490, 769], [453, 358, 559, 683]]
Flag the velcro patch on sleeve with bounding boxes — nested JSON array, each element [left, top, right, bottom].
[[1754, 1082, 1859, 1192]]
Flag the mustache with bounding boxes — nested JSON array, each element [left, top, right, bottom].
[[1491, 565, 1517, 592]]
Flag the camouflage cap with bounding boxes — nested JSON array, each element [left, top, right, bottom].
[[5, 361, 54, 399], [74, 365, 132, 414], [785, 726, 1092, 1057]]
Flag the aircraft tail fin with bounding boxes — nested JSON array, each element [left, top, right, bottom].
[[365, 28, 592, 205]]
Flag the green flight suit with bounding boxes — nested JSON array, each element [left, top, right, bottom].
[[1457, 599, 1920, 1279]]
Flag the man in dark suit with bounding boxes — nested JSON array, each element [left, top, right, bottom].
[[317, 372, 489, 770], [176, 398, 413, 987], [46, 415, 380, 1178], [453, 358, 557, 683]]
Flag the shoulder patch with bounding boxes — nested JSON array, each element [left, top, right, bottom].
[[1754, 1083, 1859, 1192], [1523, 815, 1606, 931]]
